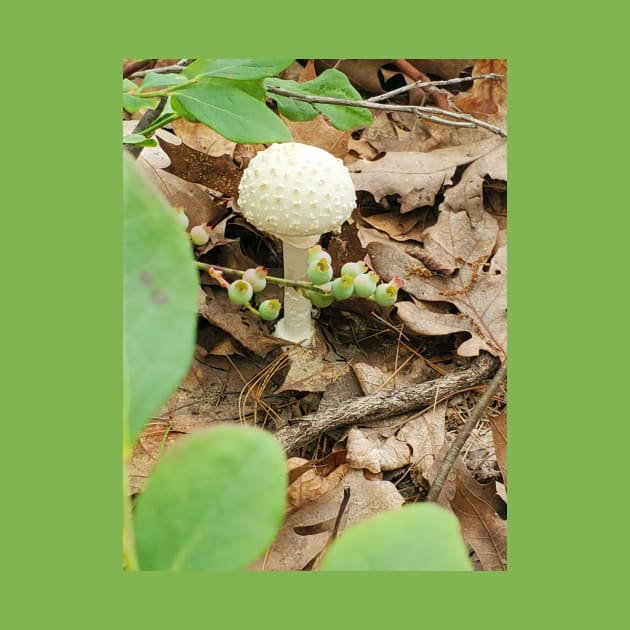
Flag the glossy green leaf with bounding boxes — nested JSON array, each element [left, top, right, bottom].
[[264, 78, 319, 121], [267, 69, 373, 130], [123, 155, 198, 445], [171, 81, 291, 143], [319, 503, 473, 571], [140, 72, 189, 89], [134, 425, 287, 571], [122, 134, 158, 147], [184, 58, 294, 81]]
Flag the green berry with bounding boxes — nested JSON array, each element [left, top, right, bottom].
[[340, 261, 368, 278], [331, 276, 355, 300], [242, 266, 268, 293], [227, 279, 253, 305], [374, 284, 398, 306], [307, 245, 332, 266], [258, 299, 281, 321], [190, 224, 211, 246], [307, 286, 334, 308], [353, 271, 379, 298], [307, 258, 333, 285], [174, 208, 189, 230]]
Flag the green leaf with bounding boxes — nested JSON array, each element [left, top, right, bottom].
[[123, 92, 158, 114], [134, 425, 287, 571], [319, 503, 473, 571], [269, 68, 373, 130], [264, 78, 319, 121], [140, 72, 188, 89], [123, 78, 138, 91], [122, 134, 158, 147], [171, 81, 291, 143], [184, 58, 294, 81], [123, 155, 198, 446]]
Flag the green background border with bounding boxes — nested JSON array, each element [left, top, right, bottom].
[[6, 2, 624, 626]]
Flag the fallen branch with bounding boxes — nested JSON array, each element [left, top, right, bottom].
[[265, 85, 507, 137], [274, 352, 500, 453], [425, 359, 507, 502]]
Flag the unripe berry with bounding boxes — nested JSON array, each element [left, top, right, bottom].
[[227, 279, 253, 305], [374, 277, 405, 306], [258, 299, 281, 321], [307, 284, 334, 308], [307, 245, 332, 266], [353, 271, 379, 298], [174, 208, 189, 230], [331, 275, 355, 300], [307, 258, 334, 285], [340, 261, 368, 278], [242, 266, 268, 293], [190, 223, 211, 246]]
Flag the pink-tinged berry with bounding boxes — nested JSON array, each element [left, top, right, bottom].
[[242, 266, 268, 293], [307, 258, 334, 285], [374, 277, 405, 306], [331, 276, 355, 300], [258, 299, 281, 321], [353, 271, 379, 298], [227, 279, 253, 305], [307, 284, 334, 308], [174, 208, 189, 230], [190, 223, 211, 246], [307, 245, 332, 266]]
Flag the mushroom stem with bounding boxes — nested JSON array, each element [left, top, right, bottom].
[[273, 239, 317, 345]]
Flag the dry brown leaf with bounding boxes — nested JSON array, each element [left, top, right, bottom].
[[489, 409, 507, 488], [408, 59, 476, 80], [283, 115, 351, 158], [276, 327, 350, 393], [454, 60, 507, 127], [440, 140, 506, 222], [249, 469, 404, 571], [348, 136, 505, 213], [450, 464, 507, 571], [346, 427, 411, 473], [287, 455, 352, 512], [369, 238, 507, 359], [126, 421, 186, 494], [171, 118, 238, 158], [199, 288, 283, 357]]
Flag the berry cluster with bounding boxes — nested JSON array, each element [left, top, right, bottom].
[[305, 246, 404, 308]]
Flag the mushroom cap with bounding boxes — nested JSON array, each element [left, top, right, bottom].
[[238, 142, 356, 245]]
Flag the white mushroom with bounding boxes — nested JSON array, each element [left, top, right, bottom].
[[238, 142, 356, 345]]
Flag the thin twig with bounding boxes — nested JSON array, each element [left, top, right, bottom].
[[265, 85, 507, 137], [425, 359, 507, 503], [368, 74, 504, 103], [128, 59, 192, 79]]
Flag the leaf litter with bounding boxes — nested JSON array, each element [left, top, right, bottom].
[[125, 58, 508, 570]]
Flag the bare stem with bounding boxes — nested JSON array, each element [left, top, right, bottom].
[[196, 262, 330, 294], [367, 73, 504, 103], [265, 85, 507, 137], [425, 359, 507, 503]]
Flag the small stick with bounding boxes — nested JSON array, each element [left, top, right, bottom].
[[368, 73, 504, 103], [425, 359, 507, 503]]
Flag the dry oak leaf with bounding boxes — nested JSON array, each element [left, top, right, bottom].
[[248, 469, 404, 571], [449, 464, 507, 571], [348, 136, 505, 213], [489, 409, 507, 489], [369, 237, 507, 360], [276, 327, 350, 393], [199, 288, 283, 357]]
